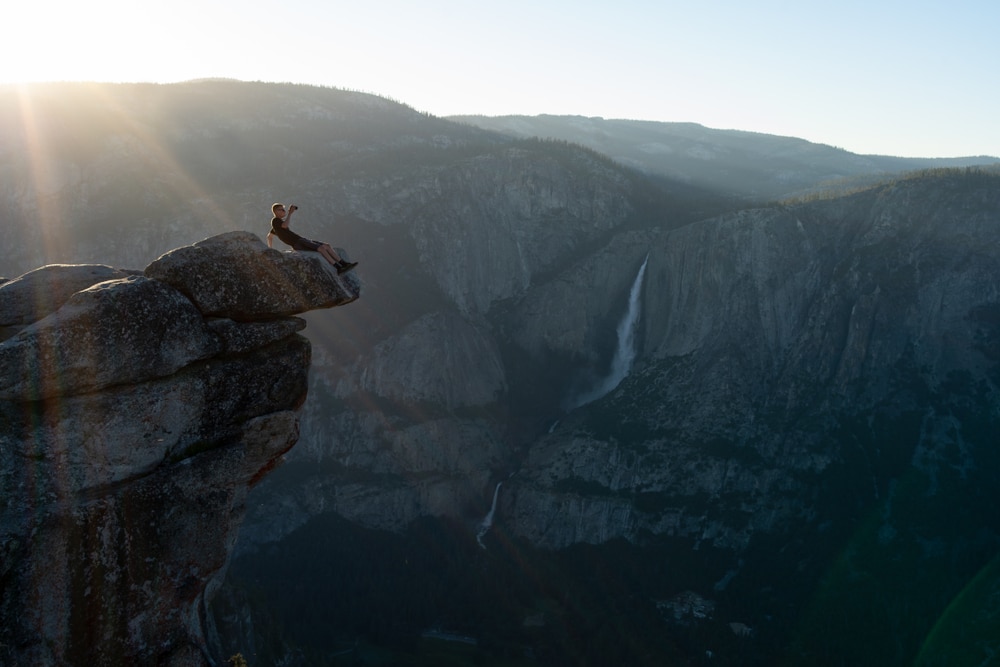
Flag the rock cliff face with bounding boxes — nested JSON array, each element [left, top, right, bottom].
[[0, 232, 358, 666], [210, 168, 1000, 665], [332, 146, 635, 315], [238, 170, 1000, 559], [503, 172, 1000, 548]]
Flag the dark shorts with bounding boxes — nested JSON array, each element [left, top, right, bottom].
[[292, 238, 325, 252]]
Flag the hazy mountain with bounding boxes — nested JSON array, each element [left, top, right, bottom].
[[2, 81, 999, 666], [449, 114, 1000, 200]]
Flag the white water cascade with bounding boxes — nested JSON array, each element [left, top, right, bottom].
[[476, 482, 502, 549], [568, 254, 649, 410]]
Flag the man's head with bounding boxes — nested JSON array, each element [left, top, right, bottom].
[[272, 202, 286, 218]]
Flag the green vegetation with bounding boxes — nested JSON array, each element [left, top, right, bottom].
[[552, 476, 617, 497], [215, 514, 766, 666], [784, 164, 1000, 204]]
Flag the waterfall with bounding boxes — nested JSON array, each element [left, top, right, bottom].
[[568, 254, 649, 409], [476, 482, 502, 549]]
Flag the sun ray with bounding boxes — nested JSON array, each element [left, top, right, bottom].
[[8, 82, 261, 272], [11, 85, 75, 267], [81, 82, 241, 235]]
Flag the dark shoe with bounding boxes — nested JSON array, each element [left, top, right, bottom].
[[337, 261, 358, 275]]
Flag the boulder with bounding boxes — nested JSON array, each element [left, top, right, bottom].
[[145, 231, 360, 320], [208, 316, 307, 355], [0, 263, 142, 327], [5, 411, 301, 667], [0, 275, 222, 400], [0, 231, 355, 666]]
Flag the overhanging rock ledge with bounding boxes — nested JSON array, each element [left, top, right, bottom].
[[0, 231, 359, 666]]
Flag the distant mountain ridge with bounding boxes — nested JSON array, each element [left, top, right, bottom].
[[449, 114, 1000, 200]]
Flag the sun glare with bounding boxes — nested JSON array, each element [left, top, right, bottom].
[[11, 87, 74, 262], [3, 81, 243, 271], [3, 1, 210, 85]]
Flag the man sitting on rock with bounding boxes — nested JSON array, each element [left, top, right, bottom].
[[266, 202, 357, 275]]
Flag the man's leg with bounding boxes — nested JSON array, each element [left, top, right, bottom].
[[318, 244, 343, 265], [323, 244, 357, 274]]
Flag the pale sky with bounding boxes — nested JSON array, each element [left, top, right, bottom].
[[3, 0, 998, 158]]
